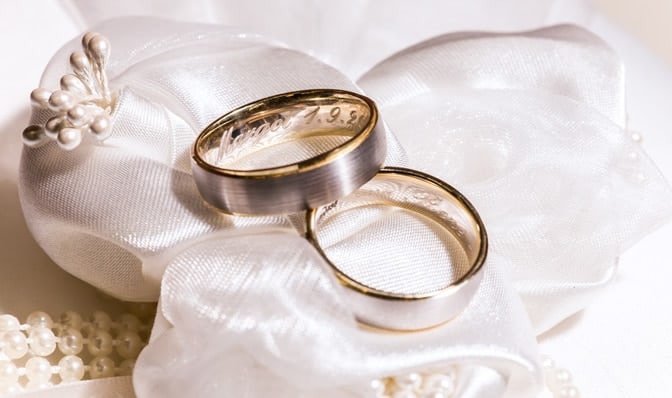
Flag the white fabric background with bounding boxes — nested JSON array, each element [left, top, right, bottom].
[[1, 1, 671, 397]]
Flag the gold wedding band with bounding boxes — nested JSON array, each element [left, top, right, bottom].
[[191, 89, 387, 215], [306, 167, 488, 331]]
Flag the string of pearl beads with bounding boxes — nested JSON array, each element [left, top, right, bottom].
[[0, 310, 153, 395], [367, 367, 458, 398], [22, 32, 115, 151], [541, 355, 581, 398], [367, 355, 581, 398]]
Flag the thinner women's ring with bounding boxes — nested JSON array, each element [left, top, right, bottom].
[[191, 89, 387, 215], [306, 167, 488, 332]]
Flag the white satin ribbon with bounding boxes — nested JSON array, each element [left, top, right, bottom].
[[136, 235, 539, 398], [356, 24, 671, 333], [18, 16, 672, 398]]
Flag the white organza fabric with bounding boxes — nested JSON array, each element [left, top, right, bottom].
[[18, 16, 671, 398]]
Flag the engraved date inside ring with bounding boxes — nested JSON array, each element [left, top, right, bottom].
[[191, 89, 387, 215]]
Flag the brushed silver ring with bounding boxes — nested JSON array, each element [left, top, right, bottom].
[[306, 167, 488, 332], [191, 89, 387, 215]]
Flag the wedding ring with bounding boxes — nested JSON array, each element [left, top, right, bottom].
[[191, 89, 386, 215], [306, 167, 488, 331]]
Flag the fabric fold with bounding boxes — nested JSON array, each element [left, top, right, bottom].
[[135, 234, 541, 398], [357, 25, 672, 333]]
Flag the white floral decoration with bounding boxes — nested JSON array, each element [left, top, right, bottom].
[[21, 32, 115, 151]]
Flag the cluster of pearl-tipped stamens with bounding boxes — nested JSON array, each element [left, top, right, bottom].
[[0, 309, 153, 395], [367, 367, 458, 398], [22, 32, 116, 151]]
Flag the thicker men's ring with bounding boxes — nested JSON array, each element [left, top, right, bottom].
[[306, 167, 488, 332], [191, 89, 387, 215]]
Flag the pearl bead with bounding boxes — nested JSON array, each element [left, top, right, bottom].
[[81, 31, 99, 48], [88, 329, 113, 357], [22, 125, 48, 148], [118, 314, 141, 332], [1, 330, 28, 359], [394, 373, 422, 391], [557, 385, 580, 398], [92, 311, 112, 331], [57, 127, 82, 151], [0, 360, 18, 383], [25, 357, 52, 383], [58, 355, 85, 382], [116, 330, 143, 359], [59, 311, 83, 330], [553, 368, 572, 386], [89, 356, 115, 379], [66, 104, 90, 127], [30, 87, 51, 108], [422, 374, 455, 395], [29, 326, 57, 356], [117, 359, 135, 376], [45, 116, 66, 139], [0, 314, 20, 332], [627, 151, 639, 161], [70, 51, 92, 76], [26, 311, 54, 328], [60, 74, 89, 96], [87, 35, 111, 67], [367, 379, 386, 397], [541, 355, 555, 370], [90, 114, 111, 140], [545, 367, 573, 393], [58, 328, 84, 355], [48, 90, 76, 112], [81, 322, 95, 338]]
